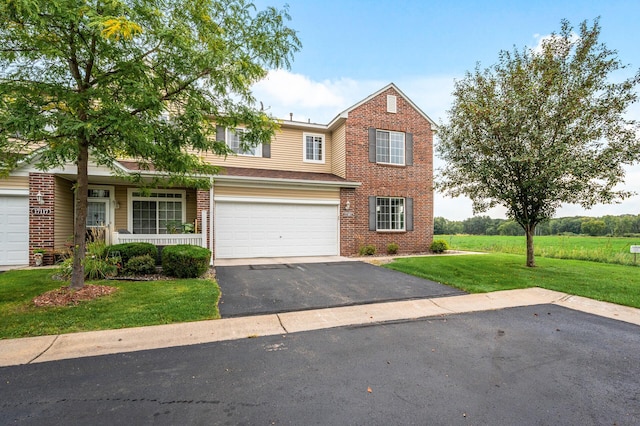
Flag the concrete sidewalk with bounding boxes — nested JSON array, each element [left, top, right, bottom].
[[1, 287, 639, 367]]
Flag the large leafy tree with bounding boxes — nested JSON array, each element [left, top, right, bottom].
[[437, 19, 640, 267], [0, 0, 300, 288]]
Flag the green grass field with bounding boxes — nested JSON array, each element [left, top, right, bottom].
[[438, 234, 640, 266], [386, 253, 640, 308], [0, 269, 220, 339]]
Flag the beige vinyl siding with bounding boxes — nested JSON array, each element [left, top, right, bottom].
[[0, 176, 29, 189], [114, 185, 129, 231], [331, 123, 346, 178], [185, 188, 197, 225], [54, 177, 74, 249], [201, 127, 333, 173], [214, 185, 339, 200]]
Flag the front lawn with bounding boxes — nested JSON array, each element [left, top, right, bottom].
[[385, 253, 640, 309], [0, 269, 220, 339]]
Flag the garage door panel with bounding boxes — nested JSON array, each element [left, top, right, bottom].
[[0, 195, 29, 265], [215, 201, 338, 259]]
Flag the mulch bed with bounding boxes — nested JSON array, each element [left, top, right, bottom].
[[32, 268, 215, 308], [33, 285, 119, 307]]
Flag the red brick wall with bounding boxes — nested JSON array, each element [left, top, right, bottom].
[[29, 173, 56, 265], [196, 189, 212, 255], [340, 87, 434, 255]]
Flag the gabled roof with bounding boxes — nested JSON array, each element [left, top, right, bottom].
[[327, 82, 437, 129]]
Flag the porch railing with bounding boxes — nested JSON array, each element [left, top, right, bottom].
[[112, 232, 204, 247]]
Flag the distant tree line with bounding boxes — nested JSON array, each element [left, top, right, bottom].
[[434, 215, 640, 237]]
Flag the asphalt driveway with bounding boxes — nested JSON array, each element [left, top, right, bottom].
[[216, 261, 464, 317]]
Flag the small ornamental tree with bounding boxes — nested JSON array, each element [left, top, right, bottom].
[[0, 0, 300, 288], [437, 19, 640, 267]]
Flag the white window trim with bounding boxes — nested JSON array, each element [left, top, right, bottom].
[[376, 130, 405, 166], [127, 188, 187, 234], [302, 132, 325, 164], [227, 128, 262, 157], [376, 196, 406, 232]]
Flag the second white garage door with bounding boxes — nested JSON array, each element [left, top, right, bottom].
[[215, 201, 339, 259]]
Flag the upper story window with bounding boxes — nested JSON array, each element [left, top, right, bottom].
[[227, 128, 262, 157], [368, 127, 413, 166], [303, 133, 325, 163], [376, 130, 405, 165]]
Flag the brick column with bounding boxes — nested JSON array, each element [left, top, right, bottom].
[[339, 188, 357, 256], [196, 189, 212, 255], [29, 173, 55, 266]]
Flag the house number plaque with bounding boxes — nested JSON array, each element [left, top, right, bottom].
[[31, 208, 51, 215], [342, 211, 354, 217]]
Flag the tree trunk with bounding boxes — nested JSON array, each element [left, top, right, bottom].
[[70, 139, 89, 289], [525, 224, 536, 267]]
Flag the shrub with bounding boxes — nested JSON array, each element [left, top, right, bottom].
[[387, 243, 399, 255], [123, 255, 157, 276], [430, 239, 449, 254], [56, 255, 119, 281], [359, 244, 376, 256], [108, 243, 158, 264], [162, 245, 211, 278]]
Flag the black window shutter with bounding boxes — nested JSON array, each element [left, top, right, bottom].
[[406, 197, 414, 231], [262, 143, 271, 158], [368, 127, 377, 163], [369, 196, 377, 231], [216, 126, 226, 142], [405, 133, 413, 166]]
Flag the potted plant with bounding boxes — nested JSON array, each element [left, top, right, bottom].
[[33, 248, 46, 266]]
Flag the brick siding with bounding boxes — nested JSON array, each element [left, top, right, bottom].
[[196, 189, 212, 256], [340, 87, 434, 256], [29, 173, 56, 266]]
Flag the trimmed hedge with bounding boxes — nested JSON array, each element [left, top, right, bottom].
[[123, 255, 157, 276], [430, 239, 449, 253], [108, 242, 158, 264], [162, 244, 211, 278]]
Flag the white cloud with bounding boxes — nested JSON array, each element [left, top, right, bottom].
[[252, 70, 384, 123]]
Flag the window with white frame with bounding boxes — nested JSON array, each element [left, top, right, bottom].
[[376, 197, 405, 231], [303, 133, 325, 163], [227, 128, 262, 157], [130, 190, 185, 234], [376, 130, 405, 165]]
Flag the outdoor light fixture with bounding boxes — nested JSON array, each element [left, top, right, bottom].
[[345, 201, 351, 210], [36, 191, 44, 205]]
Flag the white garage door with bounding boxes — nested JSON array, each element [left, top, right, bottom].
[[0, 195, 29, 266], [215, 201, 339, 259]]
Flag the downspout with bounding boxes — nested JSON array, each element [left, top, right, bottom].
[[209, 177, 214, 266]]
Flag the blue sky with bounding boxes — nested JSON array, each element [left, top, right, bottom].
[[250, 0, 640, 220]]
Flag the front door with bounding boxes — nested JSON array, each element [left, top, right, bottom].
[[86, 200, 109, 228], [82, 186, 114, 244]]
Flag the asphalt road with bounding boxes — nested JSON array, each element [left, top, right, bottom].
[[2, 304, 639, 425], [216, 261, 464, 317]]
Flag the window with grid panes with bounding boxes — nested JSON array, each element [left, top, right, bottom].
[[131, 191, 184, 234], [376, 130, 405, 165], [227, 128, 262, 157], [376, 197, 405, 231]]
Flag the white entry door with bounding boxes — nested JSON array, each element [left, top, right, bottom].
[[215, 201, 339, 259], [0, 195, 29, 266]]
